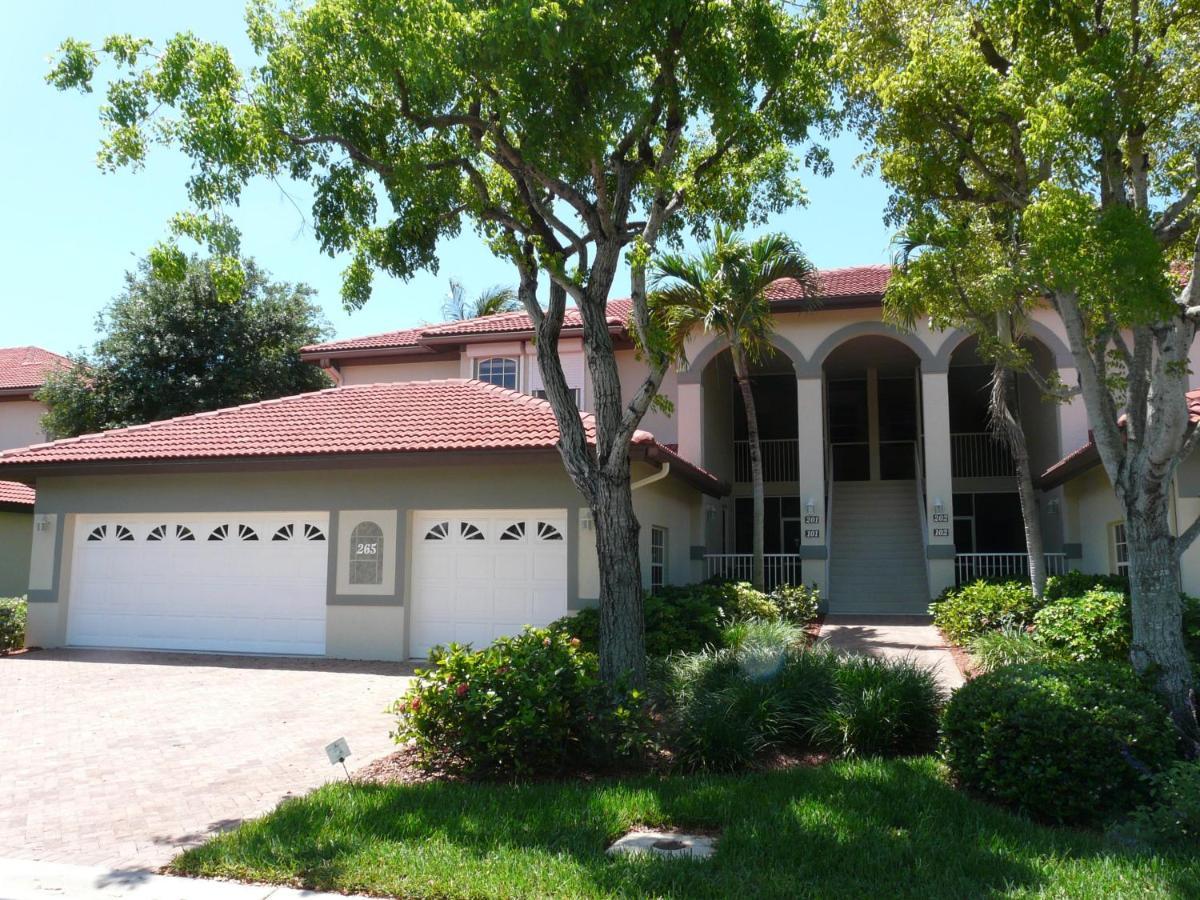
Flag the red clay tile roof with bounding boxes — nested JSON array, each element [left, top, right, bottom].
[[303, 265, 892, 356], [0, 480, 34, 507], [0, 346, 71, 393], [1040, 389, 1200, 488], [0, 379, 724, 495]]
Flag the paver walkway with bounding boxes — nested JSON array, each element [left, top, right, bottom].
[[0, 650, 413, 872], [818, 615, 965, 693]]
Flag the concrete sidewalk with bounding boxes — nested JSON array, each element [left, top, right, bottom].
[[0, 857, 374, 900], [818, 615, 965, 692]]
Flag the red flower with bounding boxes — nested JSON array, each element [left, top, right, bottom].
[[456, 683, 468, 697], [410, 697, 421, 711], [570, 637, 581, 648]]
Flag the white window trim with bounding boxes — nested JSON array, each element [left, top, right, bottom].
[[531, 387, 583, 407], [650, 526, 667, 592], [1109, 520, 1129, 577], [474, 356, 520, 390]]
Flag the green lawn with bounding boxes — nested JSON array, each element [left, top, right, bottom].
[[171, 757, 1198, 899]]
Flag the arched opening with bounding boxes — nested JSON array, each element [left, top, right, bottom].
[[822, 335, 923, 482], [947, 336, 1065, 580]]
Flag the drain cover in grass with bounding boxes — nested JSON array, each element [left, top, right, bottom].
[[606, 830, 717, 860]]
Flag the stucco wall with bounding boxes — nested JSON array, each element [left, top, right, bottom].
[[1062, 466, 1124, 577], [337, 359, 461, 385], [26, 457, 707, 658], [0, 400, 47, 451], [0, 510, 31, 596]]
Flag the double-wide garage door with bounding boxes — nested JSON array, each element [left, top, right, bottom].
[[67, 513, 329, 655], [409, 509, 569, 657]]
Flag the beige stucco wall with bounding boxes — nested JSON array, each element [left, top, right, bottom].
[[337, 359, 461, 385], [0, 510, 31, 597], [25, 457, 708, 659], [1062, 466, 1124, 577], [0, 399, 47, 452]]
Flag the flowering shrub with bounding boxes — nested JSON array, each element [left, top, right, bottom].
[[0, 597, 26, 652], [392, 628, 648, 777]]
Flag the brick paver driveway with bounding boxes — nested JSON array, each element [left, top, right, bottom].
[[0, 649, 413, 871]]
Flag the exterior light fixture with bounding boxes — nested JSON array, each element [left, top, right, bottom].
[[805, 497, 816, 514], [934, 497, 944, 514]]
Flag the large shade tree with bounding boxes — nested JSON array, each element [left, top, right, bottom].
[[49, 1, 831, 686], [39, 255, 330, 438], [653, 227, 816, 590], [825, 0, 1200, 744]]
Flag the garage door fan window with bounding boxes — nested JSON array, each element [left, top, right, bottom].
[[350, 521, 384, 585]]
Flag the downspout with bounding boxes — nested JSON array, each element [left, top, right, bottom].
[[631, 463, 670, 491]]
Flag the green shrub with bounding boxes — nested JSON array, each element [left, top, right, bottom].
[[808, 655, 942, 758], [392, 628, 648, 777], [1118, 760, 1200, 852], [1044, 570, 1129, 602], [1032, 589, 1130, 662], [929, 580, 1040, 645], [0, 597, 26, 652], [967, 625, 1063, 673], [655, 637, 839, 772], [1183, 595, 1200, 661], [553, 580, 819, 658], [721, 618, 805, 653], [942, 662, 1178, 826], [769, 583, 821, 625]]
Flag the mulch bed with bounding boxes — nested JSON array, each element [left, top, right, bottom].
[[356, 744, 831, 787], [939, 629, 981, 681]]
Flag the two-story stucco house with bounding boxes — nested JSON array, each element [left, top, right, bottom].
[[0, 347, 70, 596], [4, 265, 1199, 660]]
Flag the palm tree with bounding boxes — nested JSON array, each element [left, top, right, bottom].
[[653, 226, 817, 590], [442, 279, 519, 321]]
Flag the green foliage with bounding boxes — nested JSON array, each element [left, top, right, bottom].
[[943, 663, 1179, 826], [0, 598, 27, 652], [968, 626, 1062, 674], [1183, 595, 1200, 661], [654, 639, 838, 772], [1117, 761, 1200, 853], [721, 618, 806, 654], [1044, 570, 1129, 602], [38, 256, 331, 439], [392, 628, 648, 778], [767, 583, 822, 625], [554, 581, 819, 659], [1032, 590, 1131, 662], [929, 580, 1040, 645], [808, 655, 942, 758]]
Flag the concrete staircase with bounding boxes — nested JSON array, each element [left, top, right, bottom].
[[828, 480, 930, 614]]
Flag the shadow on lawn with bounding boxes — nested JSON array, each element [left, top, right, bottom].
[[174, 758, 1197, 899]]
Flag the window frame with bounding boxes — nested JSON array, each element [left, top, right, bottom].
[[650, 526, 667, 593], [349, 520, 385, 586], [1109, 521, 1129, 577], [474, 356, 519, 390], [531, 387, 584, 408]]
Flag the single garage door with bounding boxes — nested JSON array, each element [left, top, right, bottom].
[[67, 512, 329, 655], [410, 509, 569, 657]]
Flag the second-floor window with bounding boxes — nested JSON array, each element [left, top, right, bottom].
[[475, 357, 518, 390], [532, 388, 583, 408]]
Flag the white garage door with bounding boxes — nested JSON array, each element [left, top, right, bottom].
[[67, 513, 329, 655], [410, 509, 569, 657]]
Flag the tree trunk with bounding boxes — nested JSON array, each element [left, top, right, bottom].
[[592, 459, 647, 687], [732, 346, 766, 591], [990, 363, 1047, 600], [1126, 485, 1199, 752]]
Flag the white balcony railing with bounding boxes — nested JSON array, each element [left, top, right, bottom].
[[733, 438, 799, 483], [951, 432, 1016, 478], [705, 553, 802, 590], [955, 552, 1069, 585]]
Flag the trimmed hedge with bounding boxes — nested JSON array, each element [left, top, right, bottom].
[[930, 580, 1039, 645], [0, 597, 26, 652], [943, 662, 1178, 826], [1032, 589, 1130, 662], [392, 628, 649, 777]]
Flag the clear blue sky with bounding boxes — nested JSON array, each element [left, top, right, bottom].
[[1, 1, 897, 356]]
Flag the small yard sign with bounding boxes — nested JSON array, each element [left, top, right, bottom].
[[325, 737, 351, 765]]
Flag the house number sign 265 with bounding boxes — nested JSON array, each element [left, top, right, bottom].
[[356, 541, 379, 555]]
